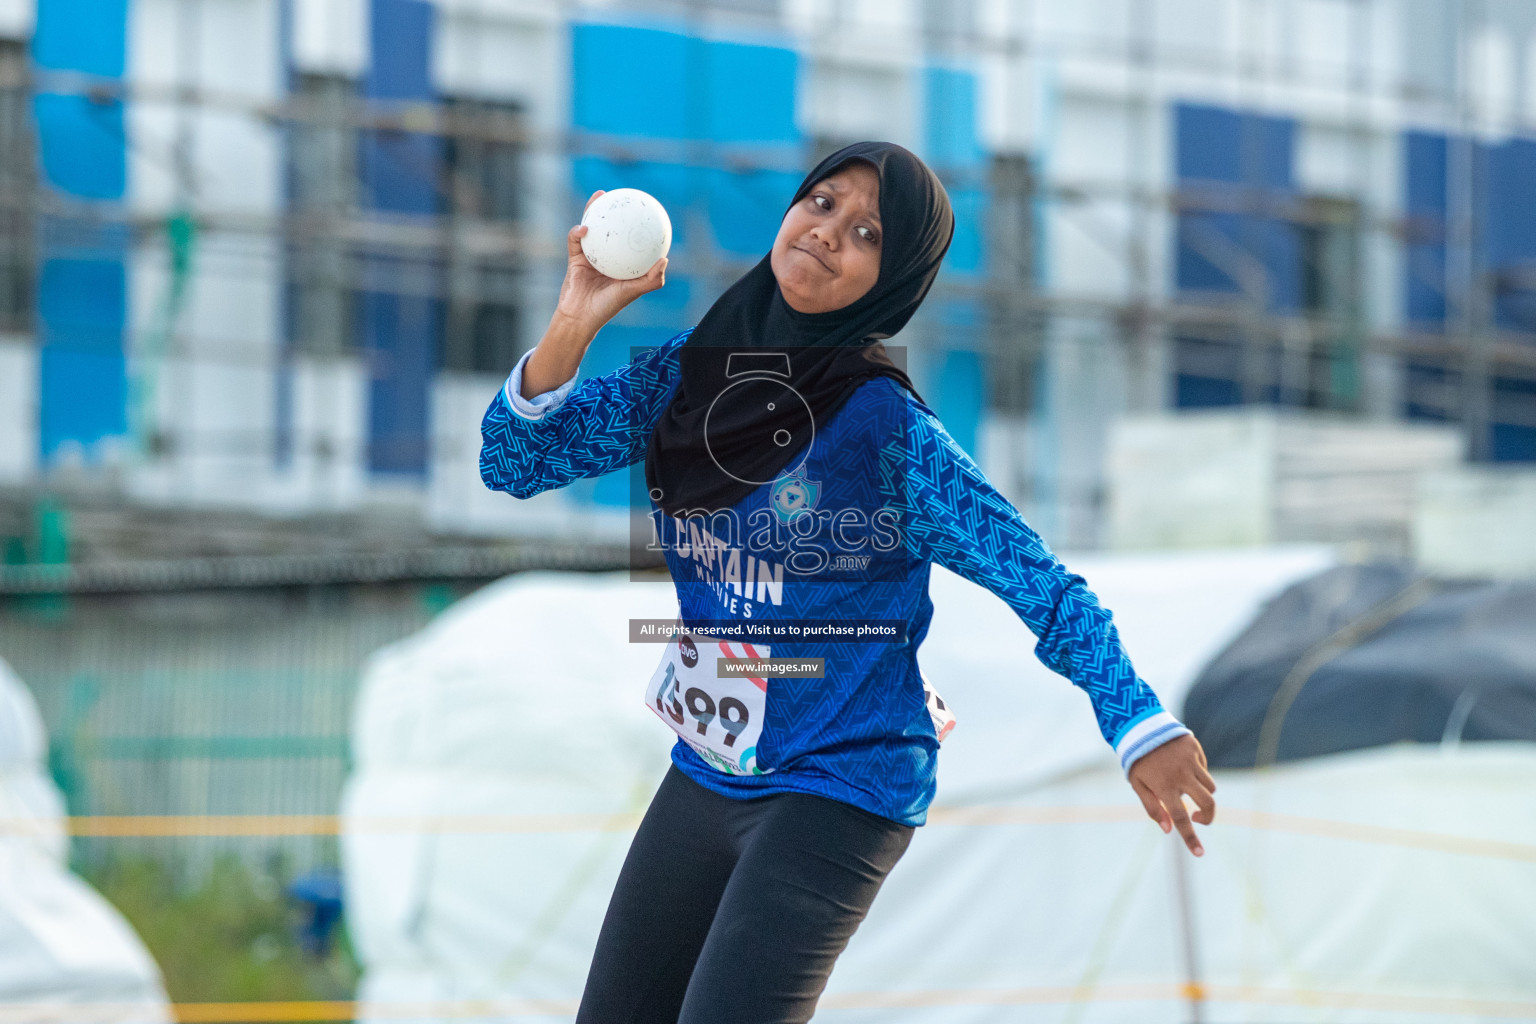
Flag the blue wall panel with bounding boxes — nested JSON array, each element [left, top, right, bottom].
[[945, 185, 985, 275], [1485, 139, 1536, 333], [360, 132, 442, 216], [33, 94, 127, 199], [32, 0, 130, 463], [706, 166, 802, 256], [1492, 375, 1536, 462], [572, 26, 801, 144], [933, 345, 983, 460], [1173, 102, 1298, 309], [1175, 371, 1242, 409], [1404, 131, 1448, 327], [37, 253, 128, 455], [921, 66, 986, 450], [360, 0, 440, 478], [1175, 211, 1302, 311], [923, 65, 985, 275], [39, 256, 124, 340], [924, 66, 985, 169], [1404, 131, 1536, 334], [1176, 103, 1293, 188], [1402, 130, 1536, 459], [361, 0, 441, 216], [360, 286, 438, 475], [572, 24, 692, 138], [34, 0, 128, 76], [1173, 102, 1299, 408], [705, 40, 799, 144], [367, 0, 434, 99], [38, 348, 128, 456]]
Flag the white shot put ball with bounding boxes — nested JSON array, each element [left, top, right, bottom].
[[579, 188, 673, 280]]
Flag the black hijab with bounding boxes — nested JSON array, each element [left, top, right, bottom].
[[643, 141, 955, 517]]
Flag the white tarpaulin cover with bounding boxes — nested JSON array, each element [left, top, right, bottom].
[[342, 546, 1536, 1022], [0, 657, 171, 1022]]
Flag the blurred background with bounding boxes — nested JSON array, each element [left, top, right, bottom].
[[0, 0, 1533, 1021]]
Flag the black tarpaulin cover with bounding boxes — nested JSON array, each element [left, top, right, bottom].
[[1181, 564, 1536, 768]]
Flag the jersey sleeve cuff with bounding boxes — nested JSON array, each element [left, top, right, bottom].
[[1114, 709, 1192, 775], [503, 349, 578, 421]]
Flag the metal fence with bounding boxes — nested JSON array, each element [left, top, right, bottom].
[[0, 584, 445, 878]]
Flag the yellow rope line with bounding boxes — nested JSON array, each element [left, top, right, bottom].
[[3, 983, 1532, 1023], [0, 804, 1525, 862], [926, 803, 1536, 863], [174, 1003, 359, 1023], [47, 813, 645, 838], [822, 983, 1536, 1016], [1219, 805, 1536, 863]]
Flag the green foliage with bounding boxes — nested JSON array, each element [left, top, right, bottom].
[[83, 854, 359, 1005]]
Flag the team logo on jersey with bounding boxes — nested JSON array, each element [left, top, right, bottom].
[[678, 635, 699, 668], [770, 470, 820, 524]]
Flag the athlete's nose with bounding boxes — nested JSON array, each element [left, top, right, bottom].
[[807, 221, 838, 253]]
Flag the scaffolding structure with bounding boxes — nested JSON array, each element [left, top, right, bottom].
[[0, 0, 1534, 558]]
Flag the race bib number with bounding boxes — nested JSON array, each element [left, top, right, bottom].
[[646, 633, 772, 776]]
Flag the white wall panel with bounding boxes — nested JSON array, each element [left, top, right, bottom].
[[292, 0, 369, 78], [0, 340, 35, 484], [128, 0, 282, 216], [1051, 94, 1130, 182], [192, 109, 281, 216], [1155, 0, 1238, 65], [1467, 22, 1517, 137], [433, 13, 558, 109], [1296, 0, 1355, 88], [272, 356, 369, 513], [978, 51, 1034, 153], [1417, 468, 1536, 579], [127, 232, 282, 508], [1296, 121, 1363, 195], [0, 0, 32, 39], [800, 61, 917, 149]]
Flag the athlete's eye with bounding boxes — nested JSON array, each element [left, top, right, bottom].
[[856, 225, 878, 243], [812, 194, 831, 211]]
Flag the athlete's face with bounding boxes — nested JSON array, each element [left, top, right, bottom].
[[770, 163, 883, 314]]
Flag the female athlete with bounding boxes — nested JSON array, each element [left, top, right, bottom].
[[480, 141, 1217, 1024]]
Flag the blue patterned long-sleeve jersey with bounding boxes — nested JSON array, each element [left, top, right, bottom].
[[481, 329, 1189, 826]]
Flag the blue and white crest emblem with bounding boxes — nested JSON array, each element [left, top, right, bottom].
[[770, 471, 820, 523]]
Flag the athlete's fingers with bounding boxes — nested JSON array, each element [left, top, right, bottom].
[[567, 223, 589, 261], [582, 189, 605, 214], [1131, 777, 1171, 834], [1187, 779, 1216, 826], [1196, 762, 1217, 795], [642, 257, 666, 290], [614, 257, 668, 300], [1163, 789, 1203, 856]]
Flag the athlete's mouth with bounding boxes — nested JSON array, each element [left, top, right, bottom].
[[794, 244, 834, 274]]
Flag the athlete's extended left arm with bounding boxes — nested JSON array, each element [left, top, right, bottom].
[[891, 406, 1215, 855]]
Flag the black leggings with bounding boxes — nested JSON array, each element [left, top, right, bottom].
[[576, 765, 914, 1024]]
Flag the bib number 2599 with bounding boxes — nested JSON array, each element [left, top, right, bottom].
[[645, 634, 770, 776]]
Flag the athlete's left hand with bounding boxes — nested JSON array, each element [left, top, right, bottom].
[[1128, 733, 1216, 857]]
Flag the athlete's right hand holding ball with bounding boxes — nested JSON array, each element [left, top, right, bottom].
[[520, 190, 668, 399]]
